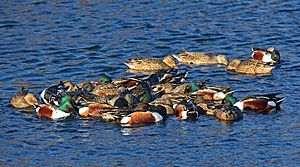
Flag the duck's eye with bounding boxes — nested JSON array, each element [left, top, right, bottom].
[[189, 62, 194, 65]]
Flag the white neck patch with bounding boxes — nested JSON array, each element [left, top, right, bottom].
[[234, 101, 244, 111], [151, 112, 163, 122]]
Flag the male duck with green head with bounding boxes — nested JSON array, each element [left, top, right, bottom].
[[36, 95, 76, 120], [251, 47, 280, 64], [98, 73, 112, 84]]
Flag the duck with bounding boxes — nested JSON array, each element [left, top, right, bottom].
[[125, 69, 161, 75], [40, 81, 72, 105], [59, 80, 75, 92], [193, 93, 240, 116], [108, 95, 129, 108], [174, 100, 202, 119], [129, 81, 154, 104], [77, 102, 114, 117], [92, 83, 126, 97], [234, 93, 286, 114], [113, 74, 159, 90], [152, 83, 174, 95], [78, 100, 133, 121], [193, 97, 222, 116], [225, 59, 275, 75], [11, 87, 39, 109], [36, 94, 78, 119], [160, 93, 190, 108], [120, 105, 167, 125], [97, 73, 112, 84], [158, 69, 189, 84], [124, 55, 178, 71], [71, 74, 113, 92], [36, 104, 71, 120], [169, 81, 206, 95], [191, 86, 234, 101], [251, 47, 280, 64], [120, 111, 164, 125], [150, 98, 175, 114], [113, 77, 142, 90], [58, 95, 76, 113], [172, 50, 229, 66], [215, 106, 243, 122]]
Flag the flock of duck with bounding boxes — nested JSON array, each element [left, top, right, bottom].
[[11, 47, 285, 125]]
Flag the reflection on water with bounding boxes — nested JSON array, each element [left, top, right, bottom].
[[1, 0, 300, 166]]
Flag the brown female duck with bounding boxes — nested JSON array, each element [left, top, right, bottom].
[[124, 55, 178, 71]]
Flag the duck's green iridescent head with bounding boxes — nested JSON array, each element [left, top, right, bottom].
[[271, 50, 280, 62], [189, 82, 200, 93], [59, 95, 73, 112], [224, 95, 238, 106], [98, 74, 112, 84]]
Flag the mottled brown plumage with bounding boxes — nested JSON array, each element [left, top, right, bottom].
[[226, 59, 274, 75], [216, 107, 243, 121], [173, 50, 229, 66], [124, 55, 178, 71], [11, 87, 38, 109]]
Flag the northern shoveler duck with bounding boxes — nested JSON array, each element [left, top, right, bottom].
[[216, 106, 243, 122], [170, 83, 191, 94], [114, 73, 159, 85], [172, 50, 229, 66], [74, 81, 95, 92], [175, 100, 202, 119], [74, 74, 112, 91], [77, 102, 115, 117], [158, 69, 189, 84], [234, 93, 286, 114], [112, 73, 158, 91], [223, 94, 239, 106], [59, 80, 75, 92], [126, 69, 161, 75], [193, 94, 240, 116], [194, 97, 222, 116], [36, 94, 77, 120], [168, 80, 209, 95], [150, 98, 175, 114], [226, 59, 275, 75], [36, 104, 71, 120], [124, 55, 178, 71], [191, 86, 234, 101], [120, 111, 164, 125], [168, 81, 204, 95], [11, 87, 38, 109], [160, 93, 190, 108], [40, 81, 73, 105], [129, 81, 154, 104], [92, 83, 126, 97], [120, 105, 167, 125], [108, 95, 129, 108], [113, 77, 142, 90], [152, 83, 174, 94], [97, 73, 112, 84], [251, 47, 280, 64]]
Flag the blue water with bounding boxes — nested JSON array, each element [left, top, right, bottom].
[[1, 0, 300, 166]]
